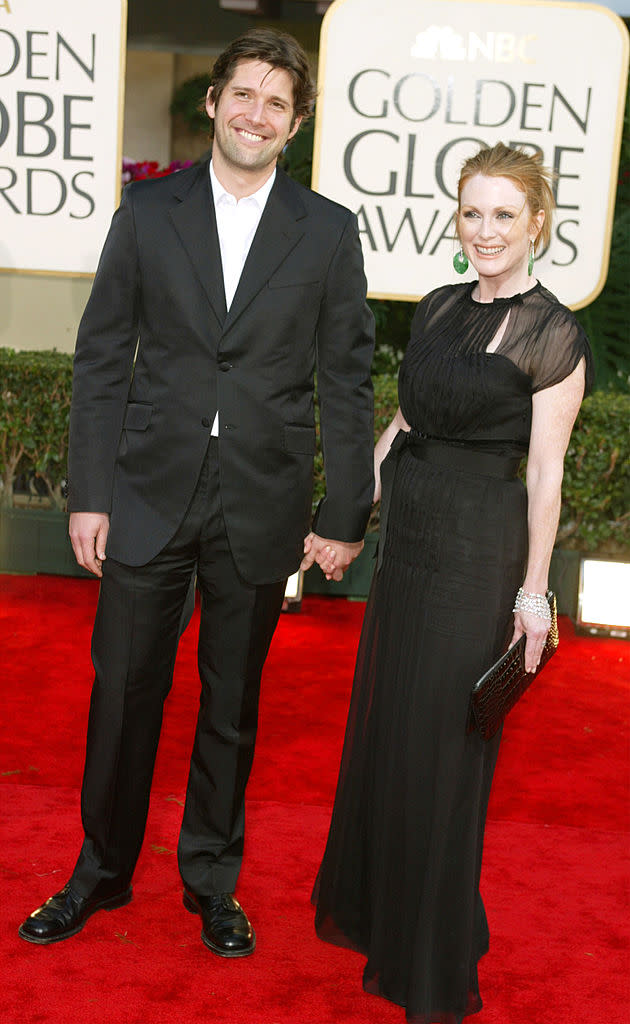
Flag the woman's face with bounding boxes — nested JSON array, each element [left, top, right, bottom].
[[458, 174, 544, 291]]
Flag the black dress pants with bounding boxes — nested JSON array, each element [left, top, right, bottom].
[[70, 439, 287, 898]]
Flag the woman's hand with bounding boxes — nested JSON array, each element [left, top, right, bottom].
[[510, 609, 550, 673]]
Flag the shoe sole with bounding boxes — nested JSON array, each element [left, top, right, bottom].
[[18, 887, 133, 945], [183, 890, 256, 958]]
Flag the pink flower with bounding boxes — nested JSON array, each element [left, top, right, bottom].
[[122, 158, 194, 185]]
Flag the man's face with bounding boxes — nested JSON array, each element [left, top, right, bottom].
[[206, 60, 302, 177]]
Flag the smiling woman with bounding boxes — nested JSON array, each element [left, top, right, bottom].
[[458, 176, 543, 297], [455, 141, 555, 302], [312, 142, 593, 1024]]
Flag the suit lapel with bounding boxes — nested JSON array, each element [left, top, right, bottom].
[[168, 161, 227, 327], [224, 169, 307, 332]]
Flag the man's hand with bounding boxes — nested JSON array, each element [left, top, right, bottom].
[[301, 532, 364, 582], [69, 512, 110, 578]]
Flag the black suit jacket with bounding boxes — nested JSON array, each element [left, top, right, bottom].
[[68, 161, 375, 584]]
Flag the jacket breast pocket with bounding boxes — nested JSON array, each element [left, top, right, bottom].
[[268, 275, 320, 290], [123, 402, 153, 431], [284, 425, 316, 455]]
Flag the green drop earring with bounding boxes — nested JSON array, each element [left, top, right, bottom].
[[528, 240, 535, 276], [453, 247, 469, 274]]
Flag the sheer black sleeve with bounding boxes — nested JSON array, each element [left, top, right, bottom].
[[529, 306, 594, 394], [496, 285, 594, 395]]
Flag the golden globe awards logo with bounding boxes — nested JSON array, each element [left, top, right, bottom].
[[0, 0, 127, 275], [0, 27, 97, 218], [313, 0, 628, 308]]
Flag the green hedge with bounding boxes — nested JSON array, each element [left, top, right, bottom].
[[560, 390, 629, 554], [1, 349, 628, 554], [0, 350, 72, 509]]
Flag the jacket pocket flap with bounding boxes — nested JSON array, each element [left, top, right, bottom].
[[268, 275, 320, 289], [123, 402, 153, 431], [284, 425, 316, 454]]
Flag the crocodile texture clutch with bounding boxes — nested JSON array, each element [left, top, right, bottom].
[[468, 591, 559, 741]]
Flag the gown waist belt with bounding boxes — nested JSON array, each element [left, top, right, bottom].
[[407, 434, 521, 480]]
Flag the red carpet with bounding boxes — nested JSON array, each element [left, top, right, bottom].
[[1, 574, 628, 1024]]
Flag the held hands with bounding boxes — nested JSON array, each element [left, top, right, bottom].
[[69, 512, 110, 578], [510, 609, 550, 674], [301, 532, 364, 582]]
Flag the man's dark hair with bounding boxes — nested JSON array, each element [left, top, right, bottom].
[[208, 28, 316, 125]]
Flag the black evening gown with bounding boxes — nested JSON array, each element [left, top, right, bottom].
[[313, 282, 592, 1024]]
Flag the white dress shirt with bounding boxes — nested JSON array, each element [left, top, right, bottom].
[[209, 161, 276, 436]]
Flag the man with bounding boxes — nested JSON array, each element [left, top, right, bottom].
[[19, 29, 374, 955]]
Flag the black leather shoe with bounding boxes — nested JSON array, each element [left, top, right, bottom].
[[183, 889, 255, 957], [18, 882, 133, 944]]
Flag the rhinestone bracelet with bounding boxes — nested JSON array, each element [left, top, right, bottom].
[[513, 587, 551, 621]]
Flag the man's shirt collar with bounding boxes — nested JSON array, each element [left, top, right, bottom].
[[209, 160, 276, 210]]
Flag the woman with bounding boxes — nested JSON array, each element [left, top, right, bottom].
[[311, 143, 592, 1023]]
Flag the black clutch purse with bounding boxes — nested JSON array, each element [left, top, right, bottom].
[[468, 591, 559, 741]]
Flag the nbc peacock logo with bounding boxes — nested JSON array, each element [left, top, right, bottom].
[[410, 25, 536, 64]]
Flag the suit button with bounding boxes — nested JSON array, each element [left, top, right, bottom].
[[224, 424, 235, 431], [219, 362, 232, 372], [201, 417, 210, 428]]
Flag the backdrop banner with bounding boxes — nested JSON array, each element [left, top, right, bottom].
[[313, 0, 629, 307], [0, 0, 127, 275]]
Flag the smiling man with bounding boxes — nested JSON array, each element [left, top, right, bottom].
[[208, 59, 299, 180], [19, 29, 374, 956]]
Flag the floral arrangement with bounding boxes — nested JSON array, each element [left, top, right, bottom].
[[122, 158, 194, 185]]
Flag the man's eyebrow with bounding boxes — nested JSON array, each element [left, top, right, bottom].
[[229, 83, 291, 105]]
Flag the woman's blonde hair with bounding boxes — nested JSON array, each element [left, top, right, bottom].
[[457, 142, 555, 252]]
